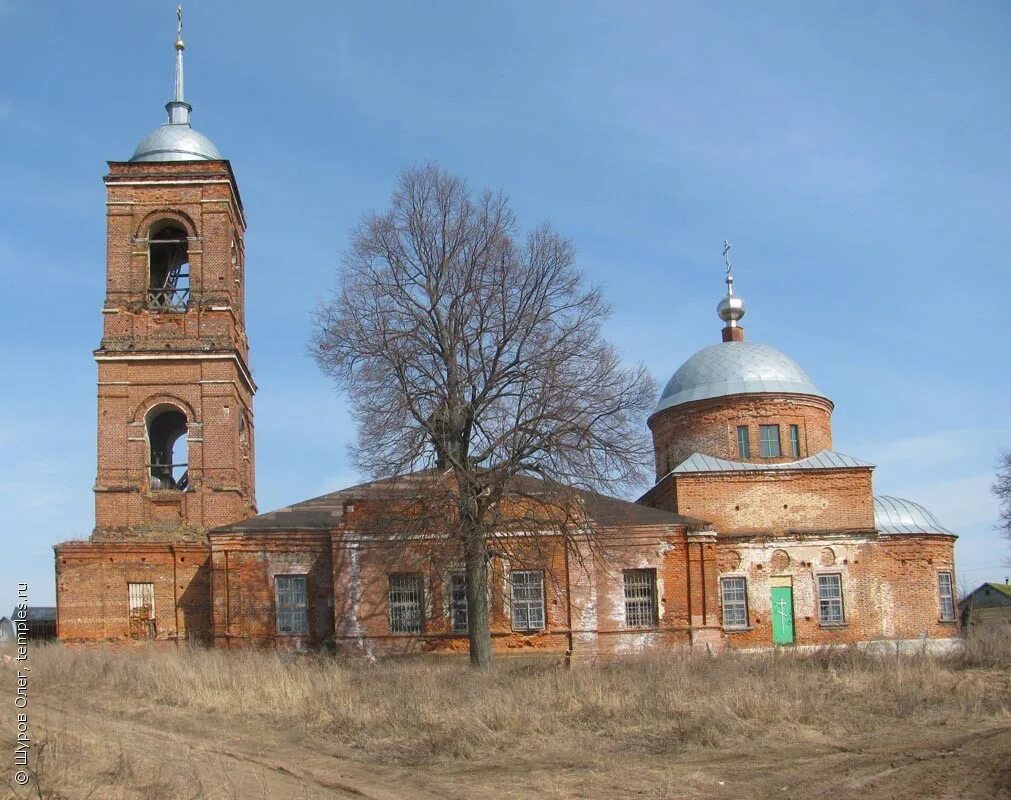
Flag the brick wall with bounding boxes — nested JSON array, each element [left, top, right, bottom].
[[652, 467, 875, 535], [209, 532, 333, 648], [95, 159, 256, 539], [55, 542, 211, 642], [713, 532, 957, 648], [648, 394, 834, 479]]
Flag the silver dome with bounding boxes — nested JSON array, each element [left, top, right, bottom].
[[130, 123, 222, 162], [874, 495, 954, 535], [654, 341, 828, 414]]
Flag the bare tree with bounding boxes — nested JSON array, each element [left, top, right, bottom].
[[995, 449, 1011, 560], [313, 164, 656, 667]]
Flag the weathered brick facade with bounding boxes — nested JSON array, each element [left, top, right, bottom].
[[54, 29, 957, 655], [649, 394, 834, 480], [55, 155, 256, 643]]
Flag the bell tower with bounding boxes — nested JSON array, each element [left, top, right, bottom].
[[94, 10, 256, 540]]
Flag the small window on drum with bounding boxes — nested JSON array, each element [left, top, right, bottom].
[[148, 224, 190, 311]]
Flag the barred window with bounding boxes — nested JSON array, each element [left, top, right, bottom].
[[789, 424, 801, 458], [389, 574, 423, 634], [938, 572, 955, 621], [760, 424, 781, 458], [449, 572, 468, 633], [720, 576, 748, 629], [737, 425, 751, 459], [817, 574, 844, 625], [275, 575, 308, 635], [623, 569, 657, 628], [510, 570, 545, 631]]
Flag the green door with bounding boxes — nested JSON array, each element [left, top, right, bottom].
[[770, 586, 795, 645]]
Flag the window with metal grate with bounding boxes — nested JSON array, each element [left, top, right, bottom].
[[275, 575, 308, 635], [389, 574, 423, 634], [817, 574, 844, 624], [510, 570, 545, 631], [720, 576, 748, 629], [623, 569, 657, 628]]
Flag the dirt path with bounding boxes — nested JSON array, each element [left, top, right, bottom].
[[14, 698, 1011, 799]]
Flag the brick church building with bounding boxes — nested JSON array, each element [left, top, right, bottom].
[[55, 22, 959, 656]]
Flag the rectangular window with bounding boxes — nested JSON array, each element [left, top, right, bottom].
[[789, 424, 801, 458], [720, 577, 749, 629], [128, 581, 157, 639], [128, 582, 155, 618], [938, 572, 955, 621], [817, 574, 844, 625], [737, 425, 751, 459], [275, 575, 308, 635], [759, 424, 781, 458], [623, 569, 657, 628], [389, 574, 423, 634], [510, 570, 545, 631], [449, 572, 468, 633]]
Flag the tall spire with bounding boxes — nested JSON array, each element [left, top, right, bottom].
[[166, 6, 192, 125], [717, 239, 746, 342]]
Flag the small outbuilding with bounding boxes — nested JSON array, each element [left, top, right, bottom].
[[10, 607, 57, 641], [960, 582, 1011, 629], [0, 616, 13, 643]]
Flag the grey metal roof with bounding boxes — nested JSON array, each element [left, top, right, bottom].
[[213, 471, 705, 534], [130, 123, 222, 162], [9, 607, 56, 622], [874, 495, 954, 535], [669, 449, 874, 475], [654, 341, 828, 414]]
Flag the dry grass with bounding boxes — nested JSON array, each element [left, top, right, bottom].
[[3, 630, 1009, 799], [13, 629, 1011, 769]]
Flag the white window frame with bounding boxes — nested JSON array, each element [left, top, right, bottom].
[[720, 576, 749, 629], [817, 573, 845, 625], [389, 573, 423, 634], [938, 571, 955, 621], [510, 570, 545, 631], [275, 574, 309, 635], [623, 569, 657, 628], [448, 571, 468, 633]]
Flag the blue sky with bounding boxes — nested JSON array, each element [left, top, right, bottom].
[[1, 1, 1008, 610]]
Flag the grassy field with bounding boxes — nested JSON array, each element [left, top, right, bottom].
[[3, 630, 1010, 799]]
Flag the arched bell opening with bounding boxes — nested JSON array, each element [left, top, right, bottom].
[[148, 222, 190, 310], [147, 404, 189, 490]]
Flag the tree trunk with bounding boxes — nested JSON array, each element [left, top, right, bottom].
[[464, 527, 493, 668]]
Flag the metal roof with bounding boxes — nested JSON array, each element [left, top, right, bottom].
[[668, 449, 874, 475], [873, 495, 954, 535], [130, 124, 222, 162], [213, 471, 706, 534], [9, 607, 56, 622], [128, 11, 222, 163], [654, 341, 828, 414]]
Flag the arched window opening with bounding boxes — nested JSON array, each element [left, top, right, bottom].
[[147, 406, 189, 490], [148, 224, 190, 310]]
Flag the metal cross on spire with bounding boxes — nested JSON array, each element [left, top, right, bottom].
[[167, 5, 190, 124], [722, 239, 734, 295]]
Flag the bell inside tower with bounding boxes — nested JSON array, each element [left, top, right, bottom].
[[147, 406, 189, 491], [148, 224, 190, 311]]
